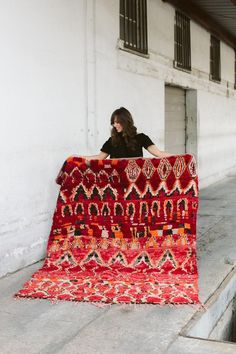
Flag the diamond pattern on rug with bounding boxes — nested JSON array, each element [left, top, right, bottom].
[[15, 154, 200, 305]]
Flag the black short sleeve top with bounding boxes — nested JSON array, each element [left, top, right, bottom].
[[100, 133, 155, 158]]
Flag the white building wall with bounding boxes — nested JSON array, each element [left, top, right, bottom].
[[1, 0, 236, 277], [149, 0, 175, 60], [191, 21, 210, 76], [198, 91, 236, 187], [95, 0, 165, 152], [221, 42, 235, 85], [0, 0, 88, 277]]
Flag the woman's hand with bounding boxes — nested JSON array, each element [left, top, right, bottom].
[[79, 151, 109, 161], [147, 145, 173, 158]]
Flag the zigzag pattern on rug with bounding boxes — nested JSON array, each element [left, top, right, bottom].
[[15, 154, 200, 305]]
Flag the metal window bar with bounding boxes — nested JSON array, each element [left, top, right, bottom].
[[174, 11, 191, 71], [119, 0, 148, 55], [120, 0, 125, 40], [210, 36, 221, 81]]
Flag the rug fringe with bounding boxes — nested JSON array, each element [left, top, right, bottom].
[[14, 294, 202, 308]]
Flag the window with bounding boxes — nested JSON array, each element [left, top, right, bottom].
[[234, 50, 236, 89], [210, 35, 221, 82], [120, 0, 148, 55], [174, 11, 191, 71]]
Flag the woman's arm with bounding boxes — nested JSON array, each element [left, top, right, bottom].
[[147, 144, 172, 158], [81, 151, 109, 161]]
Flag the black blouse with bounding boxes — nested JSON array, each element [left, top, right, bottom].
[[100, 133, 154, 158]]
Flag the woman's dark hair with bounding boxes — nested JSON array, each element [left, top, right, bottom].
[[110, 107, 137, 150]]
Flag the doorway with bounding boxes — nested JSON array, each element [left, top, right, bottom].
[[165, 85, 197, 159]]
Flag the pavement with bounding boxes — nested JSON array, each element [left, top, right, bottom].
[[1, 174, 236, 354]]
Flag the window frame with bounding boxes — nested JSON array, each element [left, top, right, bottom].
[[234, 49, 236, 89], [174, 10, 191, 72], [210, 35, 221, 83], [119, 0, 148, 57]]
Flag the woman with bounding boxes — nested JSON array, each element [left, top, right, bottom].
[[83, 107, 172, 160]]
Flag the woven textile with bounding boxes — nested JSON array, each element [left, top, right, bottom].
[[15, 155, 200, 304]]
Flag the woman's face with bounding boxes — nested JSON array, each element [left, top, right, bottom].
[[113, 117, 123, 132]]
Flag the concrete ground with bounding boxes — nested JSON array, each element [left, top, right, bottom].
[[1, 174, 236, 354]]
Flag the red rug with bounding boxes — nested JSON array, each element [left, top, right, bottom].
[[15, 155, 200, 304]]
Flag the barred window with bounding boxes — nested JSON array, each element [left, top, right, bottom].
[[234, 50, 236, 89], [174, 11, 191, 71], [120, 0, 148, 55], [210, 35, 221, 82]]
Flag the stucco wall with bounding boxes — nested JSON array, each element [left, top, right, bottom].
[[0, 0, 87, 277], [221, 42, 235, 85], [198, 90, 236, 187], [94, 0, 165, 152]]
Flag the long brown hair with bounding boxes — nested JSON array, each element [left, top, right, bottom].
[[110, 107, 137, 150]]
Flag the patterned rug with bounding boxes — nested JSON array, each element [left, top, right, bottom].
[[15, 155, 200, 304]]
